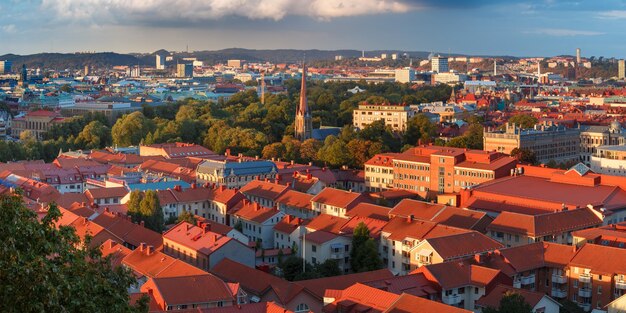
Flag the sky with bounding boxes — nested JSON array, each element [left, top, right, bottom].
[[2, 0, 626, 57]]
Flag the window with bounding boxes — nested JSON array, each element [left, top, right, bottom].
[[311, 257, 317, 264], [295, 303, 310, 313], [598, 286, 602, 294], [312, 245, 317, 253], [474, 287, 479, 295]]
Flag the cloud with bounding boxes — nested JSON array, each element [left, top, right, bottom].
[[597, 10, 626, 19], [40, 0, 414, 25], [1, 24, 16, 33], [524, 28, 605, 36]]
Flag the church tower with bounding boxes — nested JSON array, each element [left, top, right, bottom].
[[294, 61, 312, 141]]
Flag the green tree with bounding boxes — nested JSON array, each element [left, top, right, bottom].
[[75, 120, 111, 149], [176, 210, 196, 225], [139, 190, 164, 233], [404, 114, 437, 146], [506, 114, 538, 129], [510, 148, 537, 164], [315, 259, 342, 278], [350, 222, 382, 272], [0, 193, 147, 312], [111, 111, 153, 147], [483, 291, 533, 313]]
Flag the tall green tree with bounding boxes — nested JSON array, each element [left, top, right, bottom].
[[0, 193, 147, 312], [350, 222, 382, 272], [75, 120, 112, 149], [139, 190, 164, 233]]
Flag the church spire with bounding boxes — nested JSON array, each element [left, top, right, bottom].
[[295, 59, 312, 141]]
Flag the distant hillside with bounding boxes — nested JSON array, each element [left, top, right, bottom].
[[1, 49, 437, 70], [0, 52, 143, 70]]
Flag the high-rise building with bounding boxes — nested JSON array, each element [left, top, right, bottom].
[[431, 56, 448, 73], [156, 54, 165, 70], [84, 65, 89, 76], [576, 48, 581, 64], [176, 63, 193, 78], [619, 59, 625, 79], [0, 60, 12, 74], [294, 62, 312, 141]]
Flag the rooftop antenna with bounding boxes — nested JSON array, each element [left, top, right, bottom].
[[362, 50, 365, 58]]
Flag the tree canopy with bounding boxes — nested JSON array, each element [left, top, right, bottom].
[[350, 222, 383, 272], [483, 291, 533, 313], [0, 193, 147, 312]]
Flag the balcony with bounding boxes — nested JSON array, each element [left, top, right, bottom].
[[442, 294, 462, 305], [330, 253, 343, 259], [577, 302, 591, 312], [578, 288, 592, 298], [551, 289, 567, 298], [513, 280, 521, 289], [579, 274, 591, 283], [552, 274, 567, 284], [616, 280, 626, 290], [521, 274, 536, 285]]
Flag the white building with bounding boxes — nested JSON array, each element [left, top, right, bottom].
[[431, 56, 449, 73]]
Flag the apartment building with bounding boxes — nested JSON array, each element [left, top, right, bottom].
[[162, 221, 255, 270], [414, 261, 511, 311], [229, 200, 284, 249], [591, 145, 626, 176], [364, 153, 398, 192], [486, 208, 603, 248], [352, 103, 414, 131], [373, 145, 516, 199], [568, 244, 626, 312], [483, 121, 580, 164], [310, 187, 369, 218]]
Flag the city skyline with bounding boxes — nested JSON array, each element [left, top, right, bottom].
[[3, 0, 626, 57]]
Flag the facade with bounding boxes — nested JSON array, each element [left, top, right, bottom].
[[0, 60, 12, 73], [229, 200, 284, 249], [364, 153, 398, 191], [580, 122, 626, 165], [61, 102, 140, 123], [374, 145, 517, 199], [294, 63, 312, 141], [352, 103, 414, 131], [484, 121, 581, 164], [394, 68, 415, 83], [591, 145, 626, 176], [12, 110, 65, 140], [476, 285, 562, 313], [176, 63, 193, 77], [196, 159, 277, 189], [432, 56, 449, 73], [568, 244, 626, 312]]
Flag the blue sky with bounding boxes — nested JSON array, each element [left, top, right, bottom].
[[1, 0, 626, 57]]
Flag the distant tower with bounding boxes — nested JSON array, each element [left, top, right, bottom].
[[156, 54, 165, 70], [294, 61, 312, 141], [493, 59, 497, 76], [20, 64, 27, 82], [576, 48, 581, 64], [619, 59, 626, 79], [260, 71, 266, 104], [84, 65, 89, 76]]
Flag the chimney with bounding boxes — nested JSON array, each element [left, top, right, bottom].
[[254, 202, 260, 211], [291, 160, 295, 165], [191, 183, 196, 189], [243, 199, 250, 206], [203, 224, 211, 234], [225, 148, 231, 157], [83, 217, 89, 224], [139, 242, 146, 252], [140, 221, 145, 227], [219, 185, 226, 192], [474, 253, 484, 264], [109, 240, 116, 249], [104, 207, 110, 213], [146, 245, 154, 255], [197, 220, 203, 227], [276, 174, 281, 182], [407, 214, 414, 223], [307, 173, 312, 180]]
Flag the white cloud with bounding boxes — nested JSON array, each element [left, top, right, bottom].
[[597, 10, 626, 19], [524, 28, 604, 36], [1, 24, 16, 33], [40, 0, 413, 24]]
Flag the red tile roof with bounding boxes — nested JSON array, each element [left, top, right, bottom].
[[92, 210, 163, 249], [123, 246, 206, 279], [100, 239, 132, 267], [240, 180, 290, 201], [273, 215, 305, 235], [381, 217, 470, 242], [323, 283, 399, 312], [391, 199, 490, 231], [385, 292, 472, 313], [141, 274, 235, 309], [275, 190, 313, 209], [345, 203, 390, 221], [163, 222, 235, 256], [423, 231, 503, 260], [299, 269, 394, 300], [311, 187, 367, 209], [487, 208, 603, 237], [232, 201, 282, 223], [365, 273, 439, 298], [569, 243, 626, 275], [415, 261, 506, 290]]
